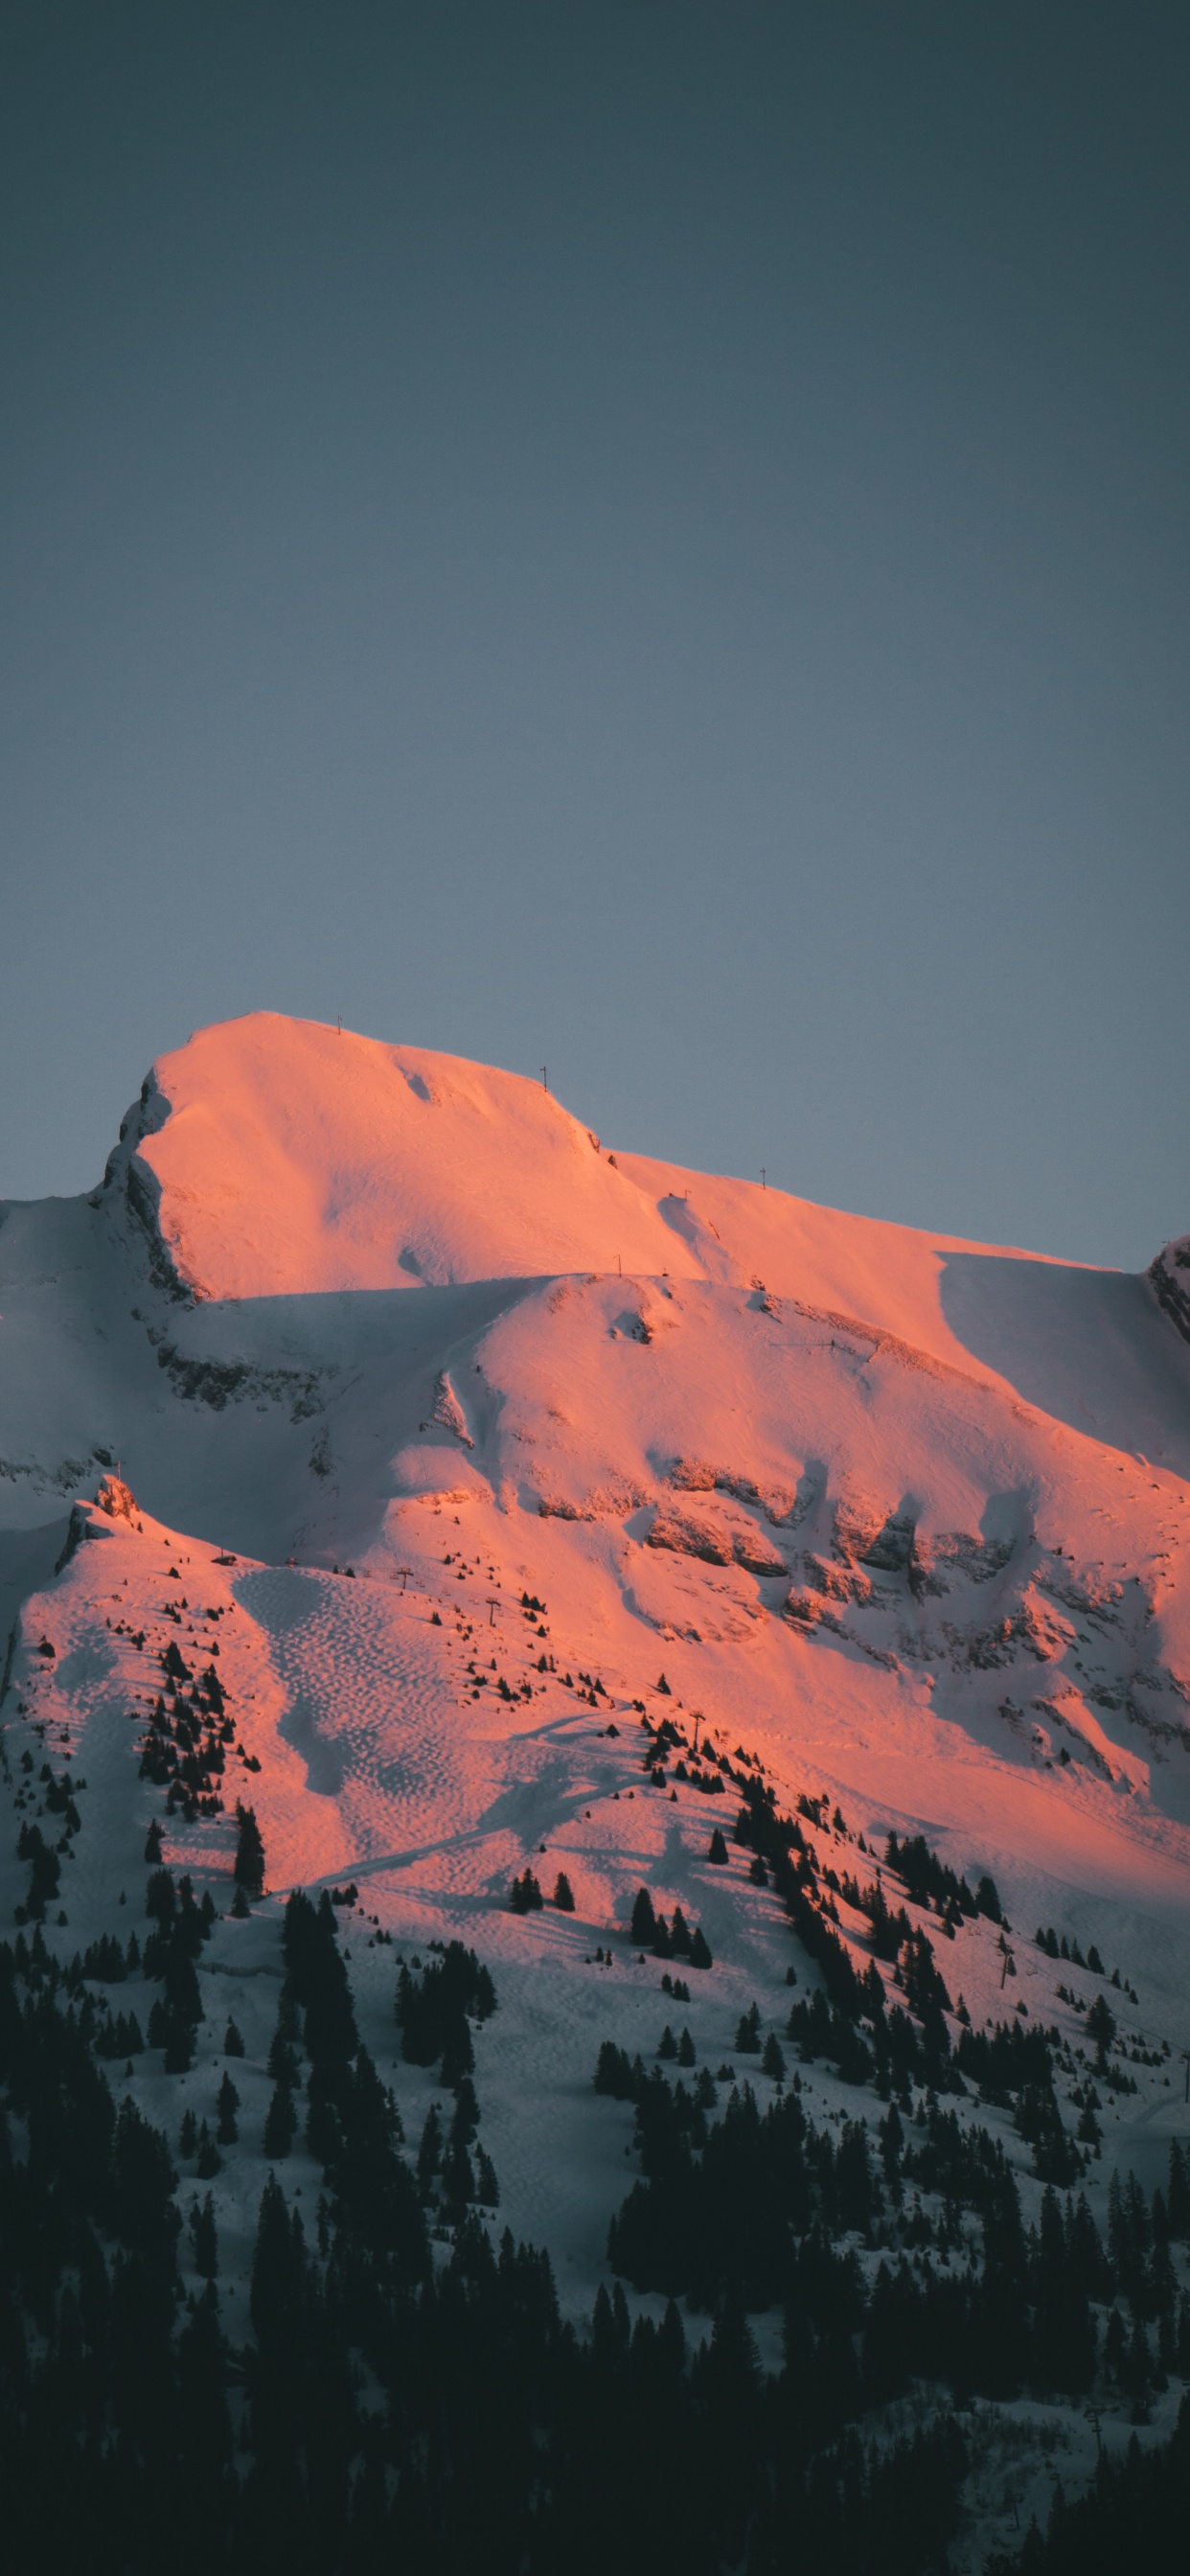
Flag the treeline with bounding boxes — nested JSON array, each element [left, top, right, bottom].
[[0, 1898, 980, 2576], [730, 1782, 1110, 2186], [988, 2395, 1190, 2576], [602, 2045, 1190, 2408], [1, 1818, 1185, 2576]]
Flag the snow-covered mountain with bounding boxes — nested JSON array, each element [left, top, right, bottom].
[[5, 1012, 1190, 1909], [2, 1010, 1190, 2523]]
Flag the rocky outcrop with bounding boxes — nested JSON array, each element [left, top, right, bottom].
[[1149, 1235, 1190, 1344], [89, 1073, 193, 1302], [647, 1503, 788, 1576]]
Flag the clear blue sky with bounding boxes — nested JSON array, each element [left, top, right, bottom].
[[2, 2, 1186, 1267]]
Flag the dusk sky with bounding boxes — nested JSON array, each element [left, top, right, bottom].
[[2, 1, 1186, 1269]]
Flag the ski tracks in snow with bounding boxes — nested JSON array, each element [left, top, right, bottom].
[[236, 1568, 493, 1876]]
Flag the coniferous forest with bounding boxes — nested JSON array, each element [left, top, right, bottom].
[[2, 1789, 1189, 2574]]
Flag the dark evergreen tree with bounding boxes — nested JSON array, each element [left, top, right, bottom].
[[1166, 2139, 1190, 2243], [263, 2082, 297, 2158], [417, 2103, 443, 2196], [440, 2014, 475, 2088], [189, 2191, 218, 2280], [250, 2173, 307, 2349], [234, 1802, 265, 1899], [442, 2130, 474, 2214], [216, 2071, 240, 2144], [735, 2003, 762, 2054]]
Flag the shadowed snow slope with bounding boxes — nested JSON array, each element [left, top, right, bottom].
[[2, 1009, 1190, 2274]]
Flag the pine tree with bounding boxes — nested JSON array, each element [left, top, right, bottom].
[[690, 1926, 713, 1970], [1167, 2140, 1190, 2244], [657, 2025, 677, 2059], [189, 2191, 218, 2280], [263, 2082, 297, 2158], [267, 2003, 301, 2086], [234, 1803, 265, 1899], [475, 2146, 499, 2207], [677, 2028, 697, 2068], [287, 1890, 358, 2068], [450, 2077, 479, 2148], [417, 2104, 443, 2197], [707, 1828, 729, 1865], [442, 2131, 474, 2213], [439, 2015, 475, 2088], [1124, 2314, 1153, 2420], [195, 2120, 221, 2179], [250, 2174, 307, 2351], [146, 1866, 176, 1925], [224, 2016, 245, 2057], [176, 2281, 232, 2479], [1087, 1991, 1116, 2068], [305, 2063, 344, 2167], [552, 1872, 576, 1911], [630, 1887, 657, 1944], [144, 1819, 164, 1864], [179, 2107, 198, 2157], [163, 2006, 196, 2074], [217, 2072, 240, 2144], [762, 2033, 786, 2082]]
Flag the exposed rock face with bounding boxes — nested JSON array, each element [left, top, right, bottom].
[[1150, 1236, 1190, 1345]]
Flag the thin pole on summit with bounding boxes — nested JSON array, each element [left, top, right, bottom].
[[760, 1167, 767, 1189], [540, 1067, 547, 1091]]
